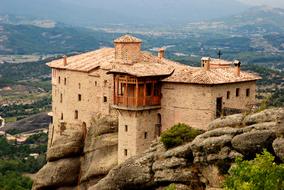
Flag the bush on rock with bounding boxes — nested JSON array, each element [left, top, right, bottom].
[[161, 123, 203, 149]]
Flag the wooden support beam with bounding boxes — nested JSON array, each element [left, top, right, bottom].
[[125, 75, 128, 106], [116, 76, 119, 105], [113, 76, 116, 105], [143, 80, 146, 106], [151, 80, 155, 105], [135, 78, 139, 107]]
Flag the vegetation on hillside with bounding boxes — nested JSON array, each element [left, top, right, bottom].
[[0, 134, 48, 190]]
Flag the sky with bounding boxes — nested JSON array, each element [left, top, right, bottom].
[[239, 0, 284, 7]]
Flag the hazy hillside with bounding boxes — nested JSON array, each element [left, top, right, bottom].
[[0, 23, 114, 55], [0, 0, 248, 26]]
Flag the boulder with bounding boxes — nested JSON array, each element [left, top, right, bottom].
[[32, 158, 80, 190], [89, 153, 155, 190], [272, 138, 284, 161], [80, 133, 118, 183], [231, 130, 276, 156], [243, 108, 284, 126], [208, 114, 244, 129], [47, 130, 84, 161]]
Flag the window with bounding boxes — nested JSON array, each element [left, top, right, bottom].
[[125, 125, 128, 132], [61, 113, 63, 120], [144, 132, 148, 139], [60, 93, 63, 103], [104, 80, 107, 87], [146, 83, 152, 96], [124, 149, 128, 156], [74, 110, 78, 119], [246, 88, 250, 97], [78, 83, 81, 89], [95, 81, 97, 86], [227, 91, 230, 99], [236, 88, 240, 97], [78, 94, 82, 101], [58, 76, 61, 84], [64, 78, 67, 85], [103, 96, 107, 102]]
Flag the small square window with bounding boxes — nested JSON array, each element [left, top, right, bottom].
[[60, 93, 63, 103], [144, 132, 148, 139], [103, 96, 107, 102], [246, 88, 250, 97], [124, 149, 128, 156], [78, 94, 82, 101], [125, 125, 128, 132], [227, 91, 230, 99], [75, 110, 78, 119], [236, 88, 240, 97]]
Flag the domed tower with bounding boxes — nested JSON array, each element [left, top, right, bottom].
[[114, 35, 142, 64]]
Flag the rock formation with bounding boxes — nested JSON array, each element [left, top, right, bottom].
[[32, 114, 118, 190], [32, 108, 284, 190]]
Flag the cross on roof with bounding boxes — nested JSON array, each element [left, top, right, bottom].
[[217, 49, 223, 59]]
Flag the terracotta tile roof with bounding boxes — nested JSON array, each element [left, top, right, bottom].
[[108, 62, 174, 77], [47, 48, 115, 72], [47, 48, 261, 84], [113, 35, 142, 43], [164, 66, 261, 84]]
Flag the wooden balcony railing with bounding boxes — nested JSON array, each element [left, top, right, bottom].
[[114, 95, 161, 108]]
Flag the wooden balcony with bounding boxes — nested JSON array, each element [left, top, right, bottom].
[[113, 75, 162, 110]]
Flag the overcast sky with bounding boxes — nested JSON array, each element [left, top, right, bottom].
[[239, 0, 284, 7]]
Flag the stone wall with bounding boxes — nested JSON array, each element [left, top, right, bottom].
[[160, 81, 257, 131], [50, 68, 116, 146], [118, 110, 158, 164]]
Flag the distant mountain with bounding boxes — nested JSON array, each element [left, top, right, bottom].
[[0, 0, 248, 26], [0, 23, 115, 55]]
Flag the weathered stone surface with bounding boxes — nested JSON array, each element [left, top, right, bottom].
[[191, 135, 233, 163], [208, 114, 244, 129], [32, 158, 80, 190], [154, 168, 197, 183], [241, 122, 277, 133], [89, 153, 155, 190], [47, 130, 84, 162], [80, 133, 118, 183], [232, 130, 276, 155], [163, 143, 192, 159], [243, 108, 284, 126], [153, 157, 187, 171], [273, 138, 284, 161]]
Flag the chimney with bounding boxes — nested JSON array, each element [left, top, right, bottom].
[[114, 35, 142, 63], [158, 48, 165, 59], [234, 60, 241, 77], [201, 57, 211, 71], [63, 55, 67, 66]]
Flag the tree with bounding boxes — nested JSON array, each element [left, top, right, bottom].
[[224, 150, 284, 190]]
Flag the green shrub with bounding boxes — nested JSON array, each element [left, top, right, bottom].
[[224, 150, 284, 190], [161, 123, 203, 149], [165, 184, 176, 190]]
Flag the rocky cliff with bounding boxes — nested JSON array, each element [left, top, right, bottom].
[[32, 114, 118, 190], [32, 108, 284, 190]]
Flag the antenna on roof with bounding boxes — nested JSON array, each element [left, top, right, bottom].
[[217, 49, 222, 59]]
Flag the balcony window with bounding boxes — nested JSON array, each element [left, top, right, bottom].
[[113, 75, 161, 108]]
